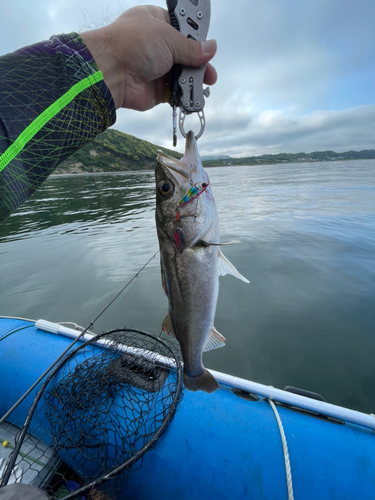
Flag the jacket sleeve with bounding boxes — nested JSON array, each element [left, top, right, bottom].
[[0, 33, 116, 222]]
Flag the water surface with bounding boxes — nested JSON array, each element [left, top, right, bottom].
[[1, 160, 374, 413]]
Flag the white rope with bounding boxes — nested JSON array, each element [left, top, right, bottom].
[[268, 399, 294, 500]]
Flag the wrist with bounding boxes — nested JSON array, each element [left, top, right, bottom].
[[80, 27, 124, 110]]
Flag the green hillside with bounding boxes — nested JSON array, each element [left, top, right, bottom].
[[54, 128, 182, 174], [202, 149, 375, 167], [54, 128, 375, 174]]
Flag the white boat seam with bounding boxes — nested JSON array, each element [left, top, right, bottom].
[[0, 315, 35, 323], [268, 399, 294, 500], [33, 320, 375, 431]]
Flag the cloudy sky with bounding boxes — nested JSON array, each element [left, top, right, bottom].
[[1, 0, 375, 157]]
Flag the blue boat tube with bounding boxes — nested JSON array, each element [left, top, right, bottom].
[[0, 317, 374, 500]]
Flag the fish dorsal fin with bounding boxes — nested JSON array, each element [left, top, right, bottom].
[[162, 313, 176, 338], [203, 327, 226, 352], [218, 250, 250, 283]]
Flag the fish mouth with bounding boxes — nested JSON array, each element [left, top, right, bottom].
[[157, 131, 200, 183], [157, 150, 190, 181], [183, 131, 200, 167]]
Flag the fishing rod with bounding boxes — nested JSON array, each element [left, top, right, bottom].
[[0, 250, 159, 428]]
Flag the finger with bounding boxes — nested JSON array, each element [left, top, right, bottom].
[[204, 63, 218, 86], [170, 31, 217, 68], [143, 5, 170, 24], [160, 63, 216, 106]]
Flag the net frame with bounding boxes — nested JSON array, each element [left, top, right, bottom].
[[0, 328, 183, 499]]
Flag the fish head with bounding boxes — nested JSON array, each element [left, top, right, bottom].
[[156, 130, 209, 198], [155, 131, 217, 247]]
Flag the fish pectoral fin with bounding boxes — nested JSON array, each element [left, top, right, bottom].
[[162, 313, 176, 338], [220, 240, 242, 245], [197, 240, 241, 247], [203, 327, 226, 352], [218, 250, 250, 283]]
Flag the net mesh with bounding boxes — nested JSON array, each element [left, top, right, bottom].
[[0, 328, 183, 499]]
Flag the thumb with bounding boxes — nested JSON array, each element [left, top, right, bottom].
[[171, 31, 217, 67]]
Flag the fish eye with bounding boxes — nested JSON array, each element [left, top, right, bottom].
[[158, 180, 173, 196]]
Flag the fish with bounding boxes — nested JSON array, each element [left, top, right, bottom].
[[155, 131, 249, 393]]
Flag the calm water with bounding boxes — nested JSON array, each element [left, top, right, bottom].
[[1, 160, 375, 413]]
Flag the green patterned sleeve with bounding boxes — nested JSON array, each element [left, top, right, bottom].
[[0, 33, 116, 222]]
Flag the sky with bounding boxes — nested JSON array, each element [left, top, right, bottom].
[[1, 0, 375, 157]]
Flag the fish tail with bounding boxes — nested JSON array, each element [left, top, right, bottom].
[[183, 369, 220, 393]]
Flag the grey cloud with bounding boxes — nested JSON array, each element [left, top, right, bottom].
[[206, 115, 252, 134], [1, 0, 375, 158], [113, 104, 375, 158], [114, 105, 185, 152], [199, 105, 375, 157]]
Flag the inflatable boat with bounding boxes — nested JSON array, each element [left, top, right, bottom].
[[0, 316, 374, 499]]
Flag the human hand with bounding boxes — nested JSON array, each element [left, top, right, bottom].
[[80, 5, 217, 111]]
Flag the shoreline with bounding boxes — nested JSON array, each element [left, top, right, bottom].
[[50, 157, 375, 176]]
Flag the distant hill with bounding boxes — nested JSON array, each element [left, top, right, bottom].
[[201, 154, 232, 161], [54, 128, 375, 174], [202, 149, 375, 167], [54, 129, 182, 174]]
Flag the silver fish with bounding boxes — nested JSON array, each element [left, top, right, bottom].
[[155, 131, 249, 393]]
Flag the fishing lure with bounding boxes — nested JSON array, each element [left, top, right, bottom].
[[178, 181, 209, 207], [174, 181, 209, 251], [175, 182, 209, 221]]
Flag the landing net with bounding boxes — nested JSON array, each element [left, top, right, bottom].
[[0, 328, 183, 499]]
